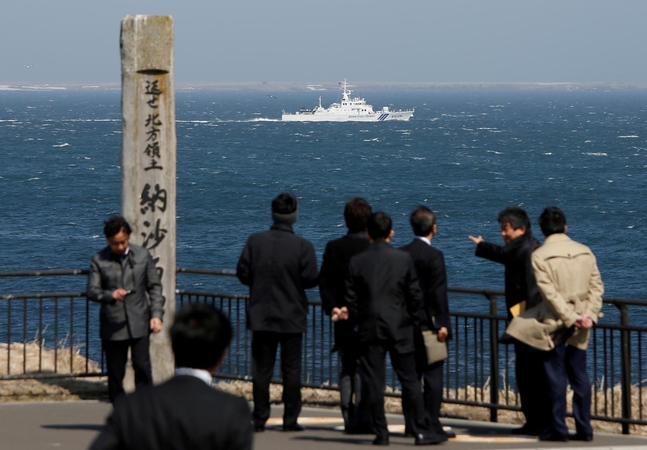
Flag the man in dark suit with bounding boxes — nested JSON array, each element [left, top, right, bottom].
[[89, 303, 253, 450], [400, 206, 452, 438], [237, 192, 319, 432], [319, 197, 372, 433], [87, 216, 165, 402], [468, 206, 547, 435], [344, 212, 447, 446]]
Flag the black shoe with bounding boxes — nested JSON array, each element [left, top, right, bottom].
[[283, 423, 306, 432], [538, 432, 569, 442], [571, 433, 593, 441], [439, 428, 456, 439], [372, 436, 390, 446], [254, 424, 265, 433], [511, 424, 536, 435], [415, 432, 448, 445]]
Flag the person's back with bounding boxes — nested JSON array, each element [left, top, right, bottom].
[[399, 206, 452, 438], [344, 212, 446, 446], [348, 242, 422, 351], [90, 303, 253, 450], [96, 377, 251, 450], [239, 224, 318, 333], [318, 197, 372, 433], [236, 192, 318, 432]]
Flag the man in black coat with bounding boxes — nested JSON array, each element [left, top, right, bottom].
[[89, 303, 253, 450], [468, 206, 547, 435], [344, 212, 447, 446], [319, 197, 372, 433], [400, 206, 452, 438], [87, 216, 165, 402], [237, 192, 319, 432]]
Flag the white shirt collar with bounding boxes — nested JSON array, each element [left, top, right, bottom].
[[174, 367, 212, 385], [414, 236, 431, 246]]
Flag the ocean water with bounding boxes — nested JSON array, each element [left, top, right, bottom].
[[1, 87, 646, 324]]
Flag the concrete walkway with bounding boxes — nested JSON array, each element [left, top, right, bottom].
[[1, 400, 647, 450]]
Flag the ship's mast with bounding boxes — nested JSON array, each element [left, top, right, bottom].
[[340, 78, 352, 101]]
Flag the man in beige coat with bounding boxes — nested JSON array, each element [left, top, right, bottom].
[[505, 207, 603, 442]]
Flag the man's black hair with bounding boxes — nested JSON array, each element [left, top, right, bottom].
[[103, 216, 132, 238], [367, 212, 392, 241], [170, 303, 233, 371], [497, 206, 531, 231], [538, 206, 567, 237], [344, 197, 372, 233], [409, 205, 437, 237]]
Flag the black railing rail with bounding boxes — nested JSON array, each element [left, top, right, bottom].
[[1, 268, 647, 434]]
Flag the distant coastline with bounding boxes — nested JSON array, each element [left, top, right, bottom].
[[2, 81, 647, 92]]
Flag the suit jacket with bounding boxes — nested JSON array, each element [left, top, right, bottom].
[[475, 232, 542, 319], [87, 243, 164, 341], [89, 375, 253, 450], [506, 233, 604, 351], [319, 231, 370, 348], [237, 222, 319, 334], [400, 238, 451, 337], [345, 241, 423, 354]]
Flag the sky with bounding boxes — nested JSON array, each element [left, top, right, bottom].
[[2, 0, 647, 84]]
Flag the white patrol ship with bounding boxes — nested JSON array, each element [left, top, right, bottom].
[[281, 80, 414, 122]]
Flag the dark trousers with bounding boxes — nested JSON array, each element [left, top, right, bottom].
[[516, 342, 550, 433], [543, 332, 593, 438], [251, 331, 302, 428], [403, 337, 445, 435], [359, 343, 431, 440], [338, 345, 372, 431], [103, 335, 153, 403]]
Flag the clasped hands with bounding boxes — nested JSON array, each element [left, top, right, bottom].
[[574, 314, 593, 329], [331, 306, 349, 322]]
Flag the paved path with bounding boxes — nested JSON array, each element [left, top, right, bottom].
[[1, 400, 647, 450]]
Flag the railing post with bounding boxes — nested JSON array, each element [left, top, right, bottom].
[[619, 304, 631, 434], [488, 293, 499, 423]]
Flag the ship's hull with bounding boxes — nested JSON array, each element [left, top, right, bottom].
[[282, 110, 414, 122]]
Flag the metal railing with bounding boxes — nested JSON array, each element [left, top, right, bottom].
[[1, 268, 647, 434]]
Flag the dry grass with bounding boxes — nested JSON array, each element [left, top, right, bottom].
[[0, 342, 101, 376]]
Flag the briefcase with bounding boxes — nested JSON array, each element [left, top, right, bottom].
[[421, 330, 448, 365]]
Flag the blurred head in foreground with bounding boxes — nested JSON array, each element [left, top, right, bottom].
[[170, 303, 232, 372]]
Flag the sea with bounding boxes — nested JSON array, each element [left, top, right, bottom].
[[1, 86, 646, 327]]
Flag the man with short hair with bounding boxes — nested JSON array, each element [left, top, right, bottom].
[[89, 303, 253, 450], [344, 212, 446, 446], [468, 206, 546, 435], [319, 197, 373, 433], [400, 206, 451, 438], [87, 216, 164, 402], [507, 207, 603, 441], [237, 192, 319, 432]]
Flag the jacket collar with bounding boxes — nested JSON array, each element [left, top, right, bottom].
[[270, 222, 294, 233], [544, 233, 572, 244], [413, 236, 431, 246], [370, 240, 392, 250], [346, 230, 367, 239]]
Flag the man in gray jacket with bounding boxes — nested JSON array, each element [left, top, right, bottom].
[[87, 216, 165, 402]]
